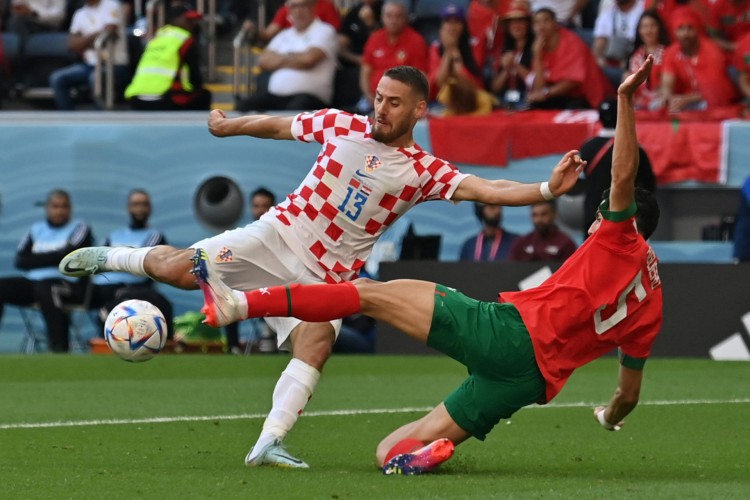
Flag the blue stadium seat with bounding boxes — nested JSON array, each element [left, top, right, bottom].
[[1, 32, 21, 63], [20, 32, 77, 98]]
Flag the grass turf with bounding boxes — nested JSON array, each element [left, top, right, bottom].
[[0, 355, 748, 499]]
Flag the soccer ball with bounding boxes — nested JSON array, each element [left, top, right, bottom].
[[104, 299, 167, 362]]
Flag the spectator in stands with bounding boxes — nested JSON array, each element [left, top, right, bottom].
[[338, 0, 382, 67], [241, 0, 340, 44], [733, 175, 750, 262], [644, 0, 709, 33], [429, 4, 493, 115], [531, 0, 590, 28], [124, 4, 211, 111], [577, 97, 656, 236], [491, 1, 534, 108], [90, 189, 174, 338], [459, 203, 520, 261], [625, 8, 670, 110], [0, 189, 93, 352], [359, 0, 428, 113], [49, 0, 130, 111], [5, 0, 66, 56], [467, 0, 504, 72], [707, 0, 750, 53], [235, 0, 339, 112], [224, 187, 277, 354], [659, 6, 739, 112], [592, 0, 645, 89], [509, 200, 577, 261], [735, 31, 750, 115], [527, 7, 614, 109]]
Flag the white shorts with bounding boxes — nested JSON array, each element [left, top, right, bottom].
[[191, 219, 342, 350]]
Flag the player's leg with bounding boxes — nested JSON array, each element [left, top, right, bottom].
[[376, 403, 471, 466], [59, 245, 198, 289], [245, 320, 336, 468]]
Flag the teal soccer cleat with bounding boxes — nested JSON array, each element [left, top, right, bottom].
[[59, 247, 111, 277], [245, 438, 310, 469]]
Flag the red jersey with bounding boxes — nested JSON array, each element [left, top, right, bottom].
[[499, 208, 663, 402], [542, 28, 614, 108], [709, 0, 750, 43], [662, 37, 739, 107], [272, 0, 341, 30], [363, 27, 429, 94]]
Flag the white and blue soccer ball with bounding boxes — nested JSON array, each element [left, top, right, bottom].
[[104, 299, 167, 362]]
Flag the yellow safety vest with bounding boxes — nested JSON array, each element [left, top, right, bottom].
[[125, 25, 194, 99]]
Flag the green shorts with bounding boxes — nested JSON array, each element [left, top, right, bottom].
[[427, 284, 545, 440]]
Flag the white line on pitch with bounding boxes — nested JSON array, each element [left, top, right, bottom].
[[1, 398, 749, 431]]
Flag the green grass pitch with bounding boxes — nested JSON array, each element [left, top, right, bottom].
[[0, 355, 748, 499]]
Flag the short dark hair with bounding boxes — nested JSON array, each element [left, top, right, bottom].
[[534, 7, 557, 21], [600, 187, 660, 239], [251, 186, 276, 205], [383, 66, 430, 101], [46, 188, 70, 205]]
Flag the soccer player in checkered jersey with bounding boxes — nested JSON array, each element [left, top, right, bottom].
[[59, 65, 584, 468], [193, 57, 661, 475]]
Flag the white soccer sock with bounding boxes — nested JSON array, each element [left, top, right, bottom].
[[104, 247, 152, 278], [248, 358, 320, 460]]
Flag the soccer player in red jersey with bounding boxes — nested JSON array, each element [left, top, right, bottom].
[[195, 56, 661, 474]]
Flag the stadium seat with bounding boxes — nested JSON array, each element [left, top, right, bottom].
[[20, 32, 77, 100], [1, 33, 21, 104]]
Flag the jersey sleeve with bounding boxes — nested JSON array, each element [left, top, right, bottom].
[[290, 108, 370, 144], [419, 157, 470, 202]]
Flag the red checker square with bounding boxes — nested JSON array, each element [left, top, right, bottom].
[[323, 112, 337, 129], [313, 130, 325, 144], [313, 165, 325, 179], [331, 261, 350, 273], [378, 193, 398, 210], [426, 158, 446, 175], [300, 186, 313, 200], [319, 201, 338, 220], [314, 182, 332, 199], [383, 212, 398, 226], [304, 203, 319, 220], [324, 274, 338, 284], [351, 258, 366, 271], [310, 241, 327, 259], [334, 127, 349, 136], [325, 222, 344, 241], [288, 203, 302, 216], [324, 142, 337, 157], [275, 213, 291, 226], [365, 219, 383, 235], [399, 185, 418, 201], [327, 158, 343, 177], [349, 177, 361, 189], [350, 117, 367, 133]]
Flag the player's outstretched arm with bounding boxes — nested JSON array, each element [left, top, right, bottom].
[[593, 364, 643, 431], [608, 55, 653, 212], [451, 150, 585, 205], [207, 109, 295, 140]]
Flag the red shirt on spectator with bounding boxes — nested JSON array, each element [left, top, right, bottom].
[[663, 36, 739, 107], [709, 0, 750, 44], [629, 45, 666, 109], [467, 0, 509, 66], [540, 28, 613, 108], [645, 0, 711, 31], [362, 27, 429, 95], [273, 0, 341, 30]]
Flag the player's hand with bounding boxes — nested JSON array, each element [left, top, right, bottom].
[[208, 109, 228, 137], [593, 406, 624, 431], [548, 150, 586, 196], [618, 54, 653, 98]]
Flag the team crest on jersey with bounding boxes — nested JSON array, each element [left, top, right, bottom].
[[365, 155, 382, 173], [216, 247, 233, 262]]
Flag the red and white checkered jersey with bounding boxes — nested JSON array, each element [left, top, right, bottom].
[[263, 108, 469, 283]]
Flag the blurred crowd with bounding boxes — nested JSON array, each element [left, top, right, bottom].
[[1, 0, 749, 114]]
